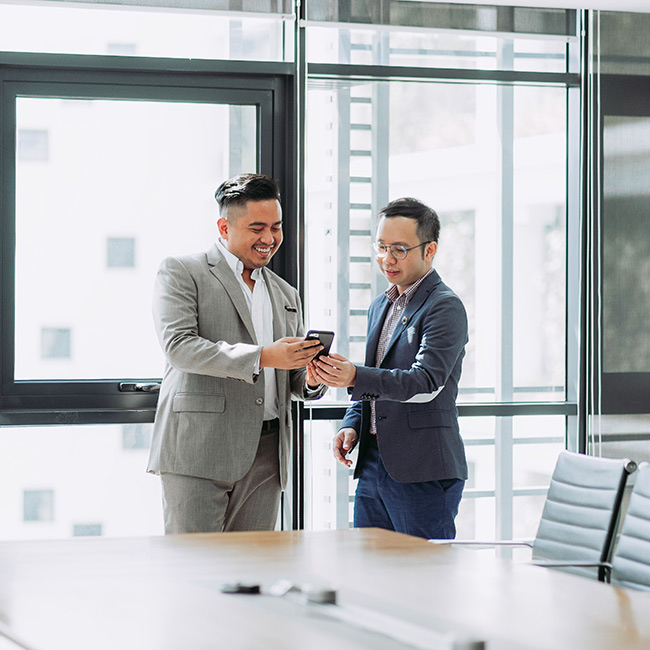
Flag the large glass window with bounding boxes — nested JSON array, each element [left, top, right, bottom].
[[1, 61, 289, 422], [302, 13, 577, 540]]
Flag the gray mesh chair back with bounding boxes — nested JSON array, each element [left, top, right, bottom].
[[610, 462, 650, 590], [532, 451, 636, 579]]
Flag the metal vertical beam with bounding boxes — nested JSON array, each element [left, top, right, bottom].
[[291, 0, 307, 531], [371, 30, 390, 296], [495, 41, 515, 543]]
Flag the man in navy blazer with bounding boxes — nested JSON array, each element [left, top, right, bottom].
[[311, 197, 468, 539]]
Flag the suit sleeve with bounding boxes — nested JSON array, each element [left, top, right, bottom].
[[153, 257, 260, 383], [340, 400, 363, 433], [350, 293, 467, 403]]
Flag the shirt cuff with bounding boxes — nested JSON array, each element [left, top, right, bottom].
[[304, 379, 324, 396], [253, 348, 263, 381]]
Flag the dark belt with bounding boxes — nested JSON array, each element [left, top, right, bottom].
[[261, 418, 280, 434]]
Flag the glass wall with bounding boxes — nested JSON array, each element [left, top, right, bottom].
[[304, 414, 565, 541], [302, 14, 577, 540], [0, 1, 580, 541]]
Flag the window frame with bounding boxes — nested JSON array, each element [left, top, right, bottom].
[[0, 53, 295, 425]]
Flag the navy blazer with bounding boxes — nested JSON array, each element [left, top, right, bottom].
[[340, 269, 468, 483]]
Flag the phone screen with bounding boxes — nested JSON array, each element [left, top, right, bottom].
[[305, 330, 335, 358]]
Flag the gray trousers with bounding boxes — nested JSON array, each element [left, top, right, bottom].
[[160, 429, 281, 534]]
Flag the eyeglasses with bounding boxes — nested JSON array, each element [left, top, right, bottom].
[[372, 241, 431, 260]]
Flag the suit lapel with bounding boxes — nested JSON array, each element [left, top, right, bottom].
[[263, 270, 285, 340], [206, 244, 257, 344]]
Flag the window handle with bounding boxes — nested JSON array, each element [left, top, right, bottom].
[[119, 382, 161, 393]]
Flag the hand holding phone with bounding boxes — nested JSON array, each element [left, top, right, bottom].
[[305, 330, 335, 358]]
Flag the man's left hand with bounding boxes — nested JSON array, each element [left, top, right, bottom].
[[310, 352, 357, 388]]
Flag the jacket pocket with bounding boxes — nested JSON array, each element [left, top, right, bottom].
[[172, 393, 225, 413], [407, 409, 452, 429]]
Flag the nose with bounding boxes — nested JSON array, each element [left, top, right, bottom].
[[259, 228, 275, 244]]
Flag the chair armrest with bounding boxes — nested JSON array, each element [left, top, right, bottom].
[[531, 560, 612, 583], [428, 539, 533, 548]]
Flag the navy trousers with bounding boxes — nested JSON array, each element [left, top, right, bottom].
[[353, 440, 464, 539]]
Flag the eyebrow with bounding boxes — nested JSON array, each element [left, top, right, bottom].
[[248, 221, 283, 227]]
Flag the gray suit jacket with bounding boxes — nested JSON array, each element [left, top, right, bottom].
[[147, 244, 325, 488]]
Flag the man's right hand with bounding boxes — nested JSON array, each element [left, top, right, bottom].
[[260, 337, 322, 370], [333, 428, 358, 468]]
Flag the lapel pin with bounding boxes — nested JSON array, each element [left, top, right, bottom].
[[401, 316, 408, 325]]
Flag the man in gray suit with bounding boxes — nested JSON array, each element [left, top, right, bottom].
[[147, 173, 326, 534]]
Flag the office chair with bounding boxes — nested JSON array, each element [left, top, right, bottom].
[[430, 450, 637, 580]]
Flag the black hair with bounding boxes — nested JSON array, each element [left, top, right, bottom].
[[379, 197, 440, 244], [214, 173, 281, 215]]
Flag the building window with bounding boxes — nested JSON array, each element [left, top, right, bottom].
[[122, 423, 152, 450], [24, 489, 54, 522], [73, 523, 103, 536], [17, 128, 49, 161], [107, 237, 135, 268], [41, 327, 71, 359], [107, 43, 137, 55]]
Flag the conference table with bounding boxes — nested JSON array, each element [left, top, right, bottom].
[[0, 527, 649, 650]]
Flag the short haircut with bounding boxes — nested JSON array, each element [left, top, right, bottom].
[[379, 197, 440, 244], [214, 173, 281, 217]]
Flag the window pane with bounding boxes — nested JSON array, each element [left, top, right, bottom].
[[306, 26, 570, 73], [107, 237, 136, 269], [17, 129, 49, 162], [23, 489, 54, 522], [1, 425, 162, 540], [0, 3, 292, 62], [599, 11, 650, 76], [603, 116, 650, 373], [73, 523, 103, 537], [41, 327, 71, 360], [15, 97, 256, 380], [303, 413, 562, 541], [305, 80, 567, 404]]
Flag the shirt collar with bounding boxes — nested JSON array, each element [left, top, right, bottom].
[[216, 238, 264, 281], [385, 267, 433, 304]]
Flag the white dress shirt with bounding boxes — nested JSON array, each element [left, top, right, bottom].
[[216, 238, 279, 420]]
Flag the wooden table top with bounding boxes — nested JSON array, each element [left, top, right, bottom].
[[0, 528, 649, 650]]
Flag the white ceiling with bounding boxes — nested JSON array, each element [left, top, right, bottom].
[[442, 0, 650, 13]]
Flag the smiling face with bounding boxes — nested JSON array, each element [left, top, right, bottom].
[[217, 198, 283, 270], [375, 215, 437, 294]]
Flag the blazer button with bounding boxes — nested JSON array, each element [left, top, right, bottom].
[[256, 398, 264, 405]]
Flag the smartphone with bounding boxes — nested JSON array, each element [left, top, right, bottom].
[[305, 330, 335, 358]]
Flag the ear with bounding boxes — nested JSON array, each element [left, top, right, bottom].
[[217, 217, 229, 239], [426, 241, 438, 261]]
